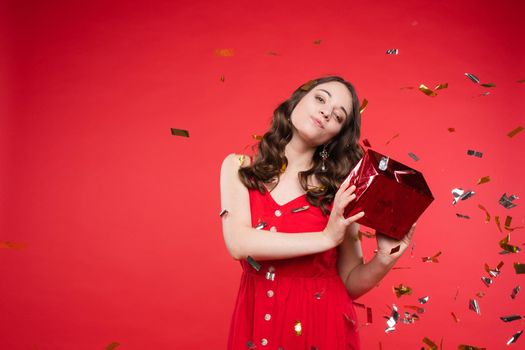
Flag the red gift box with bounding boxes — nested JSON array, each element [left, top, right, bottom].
[[343, 149, 434, 240]]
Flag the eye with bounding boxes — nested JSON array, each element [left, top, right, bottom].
[[315, 95, 325, 103], [336, 115, 343, 123]]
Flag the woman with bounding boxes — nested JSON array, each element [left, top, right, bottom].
[[220, 76, 415, 349]]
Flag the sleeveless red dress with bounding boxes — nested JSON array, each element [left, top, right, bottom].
[[227, 188, 360, 350]]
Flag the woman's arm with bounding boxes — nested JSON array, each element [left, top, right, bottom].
[[337, 223, 416, 299], [220, 153, 363, 261]]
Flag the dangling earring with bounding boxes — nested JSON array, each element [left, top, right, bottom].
[[320, 144, 329, 172]]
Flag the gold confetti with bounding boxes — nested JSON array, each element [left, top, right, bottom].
[[280, 163, 287, 173], [385, 133, 399, 145], [220, 74, 225, 82], [422, 337, 438, 350], [418, 84, 437, 97], [458, 345, 486, 350], [0, 241, 27, 250], [393, 284, 413, 298], [451, 312, 460, 323], [106, 342, 120, 350], [405, 305, 425, 313], [499, 234, 521, 253], [252, 134, 263, 141], [313, 39, 321, 45], [238, 154, 246, 166], [422, 251, 442, 263], [517, 78, 525, 83], [495, 216, 503, 232], [170, 128, 189, 137], [434, 83, 448, 90], [215, 48, 234, 57], [477, 176, 490, 185], [448, 127, 456, 132], [465, 73, 480, 84], [294, 320, 302, 335], [476, 291, 486, 298], [507, 126, 524, 138], [477, 204, 490, 223], [291, 205, 309, 213], [400, 86, 415, 90], [514, 263, 525, 274], [267, 51, 279, 56], [480, 83, 496, 88], [504, 216, 524, 232], [456, 213, 470, 219], [359, 98, 368, 114]]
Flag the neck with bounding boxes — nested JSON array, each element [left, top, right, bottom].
[[284, 135, 317, 172]]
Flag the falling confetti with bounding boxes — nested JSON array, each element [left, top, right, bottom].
[[422, 251, 442, 263], [480, 83, 496, 87], [359, 99, 368, 114], [448, 127, 456, 132], [458, 345, 486, 350], [514, 263, 525, 274], [422, 337, 438, 350], [506, 330, 523, 345], [467, 149, 483, 158], [499, 234, 521, 253], [385, 304, 399, 333], [511, 286, 520, 299], [499, 193, 519, 209], [219, 209, 229, 217], [477, 176, 491, 185], [476, 291, 486, 298], [485, 261, 504, 277], [451, 312, 460, 323], [500, 315, 522, 322], [495, 216, 503, 232], [419, 296, 429, 304], [478, 204, 491, 222], [215, 48, 235, 57], [386, 49, 399, 55], [106, 343, 120, 350], [419, 84, 437, 97], [252, 134, 263, 141], [408, 152, 420, 161], [435, 83, 449, 90], [294, 321, 303, 335], [456, 213, 471, 219], [465, 73, 480, 84], [170, 128, 189, 137], [469, 299, 481, 315], [507, 126, 524, 138], [452, 188, 475, 204], [267, 51, 279, 56], [255, 222, 267, 230], [313, 39, 321, 45], [247, 256, 261, 272], [385, 133, 400, 145], [393, 284, 413, 298], [481, 277, 492, 287], [291, 205, 309, 213], [0, 241, 27, 250]]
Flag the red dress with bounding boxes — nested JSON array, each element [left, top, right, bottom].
[[227, 188, 360, 350]]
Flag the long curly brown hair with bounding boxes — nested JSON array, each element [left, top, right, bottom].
[[239, 76, 363, 215]]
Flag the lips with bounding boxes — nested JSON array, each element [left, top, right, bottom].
[[310, 116, 324, 129]]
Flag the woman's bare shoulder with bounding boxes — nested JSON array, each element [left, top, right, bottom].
[[221, 153, 252, 171]]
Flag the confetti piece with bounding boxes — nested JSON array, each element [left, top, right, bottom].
[[499, 234, 521, 253], [506, 330, 523, 345], [477, 176, 490, 185], [456, 213, 470, 219], [469, 299, 481, 315], [495, 215, 503, 232], [401, 311, 419, 324], [359, 99, 368, 114], [476, 291, 486, 298], [518, 79, 525, 83], [400, 86, 415, 90], [419, 296, 429, 304], [300, 80, 317, 91], [419, 84, 437, 97], [393, 284, 413, 298], [246, 340, 256, 349], [215, 48, 234, 57], [458, 345, 486, 350], [385, 304, 399, 332], [390, 245, 401, 254], [452, 188, 475, 204], [499, 193, 519, 209], [170, 128, 189, 137], [454, 287, 460, 301], [478, 204, 491, 223], [478, 91, 490, 97], [467, 149, 483, 158], [480, 83, 496, 88], [385, 133, 399, 145], [313, 289, 325, 300], [511, 286, 520, 299], [252, 134, 263, 141], [451, 312, 460, 323], [313, 39, 321, 45], [405, 305, 425, 313], [515, 263, 525, 274], [423, 337, 438, 350], [220, 74, 225, 82], [485, 261, 504, 277], [219, 209, 229, 217], [294, 321, 302, 335], [448, 127, 456, 132], [422, 251, 442, 263], [0, 241, 27, 250], [435, 83, 448, 90], [465, 73, 480, 84], [255, 222, 267, 230], [266, 51, 279, 56], [481, 277, 492, 287], [500, 315, 522, 322], [286, 205, 309, 214], [246, 256, 261, 272], [507, 126, 524, 138], [386, 49, 399, 55], [106, 342, 120, 350], [362, 139, 372, 148], [408, 152, 420, 161]]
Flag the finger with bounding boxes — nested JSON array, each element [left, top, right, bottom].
[[343, 184, 357, 196], [334, 193, 356, 214], [344, 211, 365, 224]]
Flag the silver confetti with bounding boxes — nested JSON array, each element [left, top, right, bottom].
[[481, 276, 492, 287], [418, 296, 429, 304], [385, 304, 399, 332], [291, 205, 310, 213], [219, 209, 229, 217], [255, 222, 267, 230], [467, 149, 483, 158], [465, 72, 480, 84], [506, 330, 523, 345], [246, 256, 261, 272], [499, 193, 519, 209], [408, 152, 420, 161], [386, 49, 399, 55], [500, 315, 522, 322], [452, 188, 476, 204], [511, 286, 520, 299], [469, 299, 481, 315]]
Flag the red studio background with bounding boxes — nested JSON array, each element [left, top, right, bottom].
[[1, 0, 524, 349]]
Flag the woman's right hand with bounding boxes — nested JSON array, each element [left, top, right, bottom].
[[323, 179, 365, 247]]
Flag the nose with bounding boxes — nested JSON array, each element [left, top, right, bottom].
[[320, 106, 332, 120]]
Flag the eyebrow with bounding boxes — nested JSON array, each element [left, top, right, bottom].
[[317, 89, 349, 119]]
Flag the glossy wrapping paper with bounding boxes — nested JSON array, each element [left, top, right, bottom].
[[343, 149, 434, 240]]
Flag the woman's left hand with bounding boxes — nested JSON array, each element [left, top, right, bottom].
[[375, 223, 417, 263]]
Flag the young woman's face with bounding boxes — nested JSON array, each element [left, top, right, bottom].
[[290, 81, 353, 146]]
